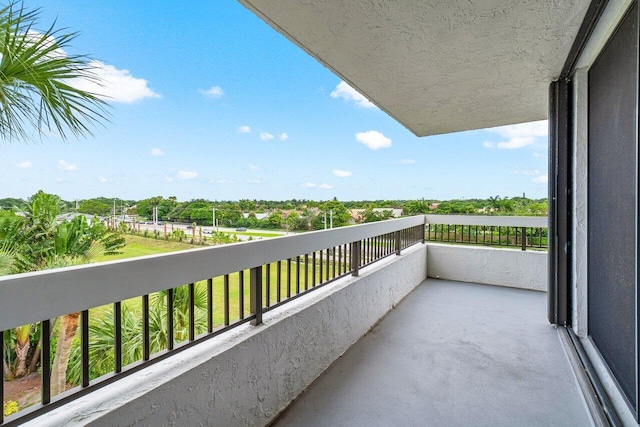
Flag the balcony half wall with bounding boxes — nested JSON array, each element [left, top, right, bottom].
[[22, 243, 427, 426]]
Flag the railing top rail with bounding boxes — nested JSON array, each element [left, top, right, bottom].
[[425, 214, 548, 228], [0, 216, 424, 331]]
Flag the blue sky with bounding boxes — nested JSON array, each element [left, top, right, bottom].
[[0, 1, 549, 202]]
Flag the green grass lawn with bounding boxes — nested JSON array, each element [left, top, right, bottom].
[[233, 231, 281, 238], [94, 234, 198, 262]]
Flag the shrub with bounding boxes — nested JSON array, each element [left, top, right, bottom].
[[3, 401, 18, 417]]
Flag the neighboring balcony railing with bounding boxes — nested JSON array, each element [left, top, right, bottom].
[[424, 215, 548, 250], [0, 216, 425, 425]]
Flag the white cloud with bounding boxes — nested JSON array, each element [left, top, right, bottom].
[[164, 176, 174, 183], [57, 160, 77, 171], [331, 81, 375, 108], [301, 182, 317, 188], [333, 169, 352, 177], [510, 168, 548, 184], [248, 179, 261, 184], [492, 121, 548, 139], [355, 130, 392, 150], [215, 179, 236, 184], [533, 152, 546, 159], [149, 148, 164, 157], [484, 120, 548, 150], [16, 161, 32, 169], [237, 125, 251, 134], [497, 137, 536, 149], [319, 183, 333, 189], [396, 159, 416, 165], [279, 133, 289, 141], [177, 170, 197, 180], [200, 86, 224, 98], [248, 163, 259, 171], [260, 132, 274, 141], [71, 60, 160, 103], [98, 176, 107, 183]]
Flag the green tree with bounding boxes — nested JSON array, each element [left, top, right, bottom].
[[0, 2, 107, 142], [78, 200, 111, 216], [267, 212, 283, 229], [312, 199, 350, 230], [404, 199, 430, 215], [0, 192, 124, 383]]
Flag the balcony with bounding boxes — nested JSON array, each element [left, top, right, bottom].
[[1, 215, 594, 426], [274, 279, 590, 426]]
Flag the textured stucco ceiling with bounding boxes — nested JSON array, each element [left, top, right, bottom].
[[238, 0, 591, 137]]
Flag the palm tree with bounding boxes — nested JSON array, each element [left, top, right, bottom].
[[47, 216, 124, 395], [0, 2, 107, 143], [0, 192, 124, 385]]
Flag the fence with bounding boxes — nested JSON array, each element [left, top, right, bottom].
[[0, 216, 425, 425], [424, 215, 548, 250]]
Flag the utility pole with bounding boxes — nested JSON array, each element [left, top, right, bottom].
[[212, 208, 217, 233], [330, 210, 333, 229], [324, 212, 327, 229]]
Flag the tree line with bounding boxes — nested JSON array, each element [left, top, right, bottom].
[[0, 195, 548, 232]]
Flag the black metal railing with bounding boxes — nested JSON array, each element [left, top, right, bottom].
[[1, 221, 424, 425], [425, 224, 547, 250]]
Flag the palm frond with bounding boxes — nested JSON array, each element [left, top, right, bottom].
[[0, 2, 108, 143]]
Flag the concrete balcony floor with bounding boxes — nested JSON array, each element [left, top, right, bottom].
[[273, 279, 592, 426]]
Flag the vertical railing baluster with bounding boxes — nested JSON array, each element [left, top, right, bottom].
[[296, 256, 301, 294], [539, 227, 544, 248], [81, 310, 90, 387], [287, 259, 292, 298], [521, 226, 527, 251], [304, 254, 309, 289], [224, 275, 230, 326], [266, 264, 271, 307], [312, 252, 317, 286], [250, 266, 263, 326], [166, 289, 174, 351], [277, 261, 282, 302], [325, 249, 330, 279], [143, 294, 150, 360], [332, 247, 337, 278], [239, 271, 245, 320], [361, 240, 365, 265], [351, 241, 361, 277], [188, 283, 195, 341], [41, 320, 51, 404], [338, 246, 342, 275], [319, 250, 324, 283], [395, 230, 401, 255], [114, 302, 122, 373], [207, 278, 213, 333]]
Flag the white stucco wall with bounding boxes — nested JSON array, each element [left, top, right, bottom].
[[426, 244, 547, 292], [25, 244, 427, 427]]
